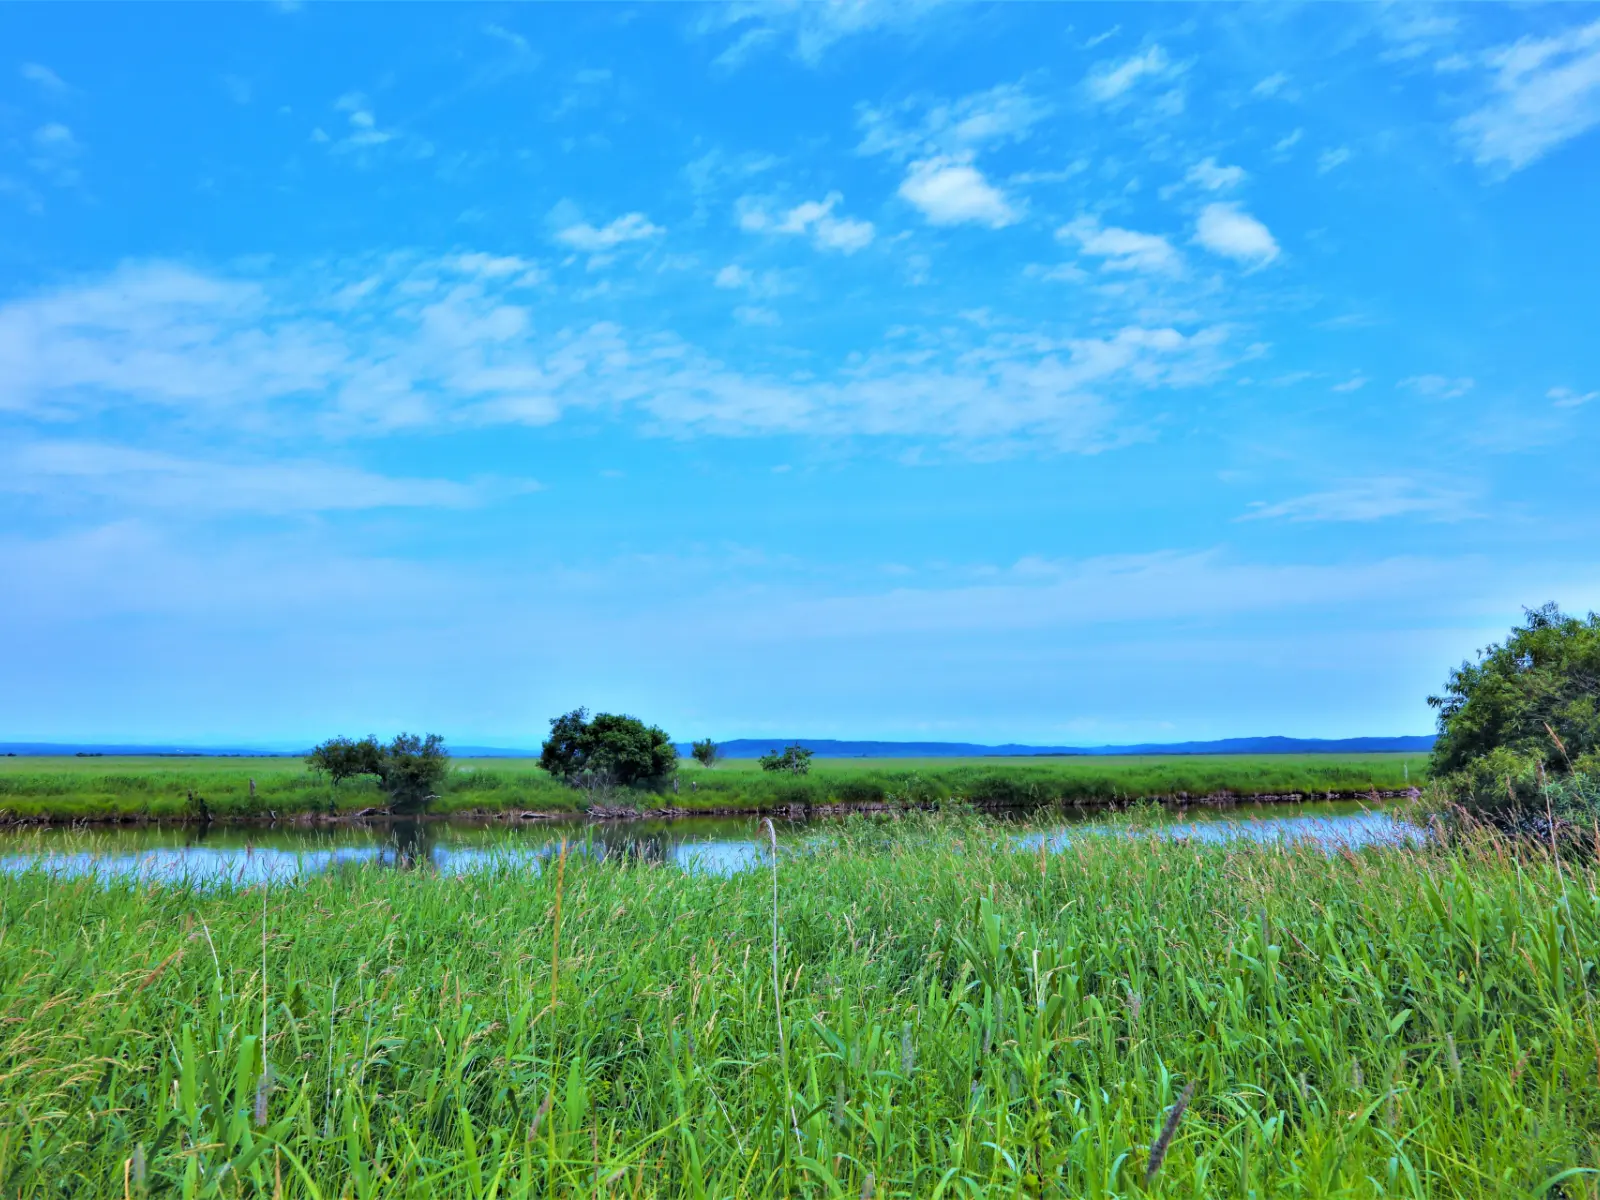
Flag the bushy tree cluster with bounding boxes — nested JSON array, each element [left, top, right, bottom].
[[759, 743, 813, 776], [539, 709, 677, 788], [1430, 603, 1599, 807], [306, 733, 449, 809]]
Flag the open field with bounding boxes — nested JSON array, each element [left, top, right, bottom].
[[0, 753, 1428, 823], [0, 812, 1593, 1196]]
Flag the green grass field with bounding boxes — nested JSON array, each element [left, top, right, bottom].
[[0, 811, 1591, 1196], [0, 753, 1428, 823]]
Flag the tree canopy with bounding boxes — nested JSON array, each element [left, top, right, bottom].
[[306, 733, 449, 810], [759, 744, 814, 776], [690, 739, 721, 768], [539, 709, 677, 788], [1429, 603, 1599, 803]]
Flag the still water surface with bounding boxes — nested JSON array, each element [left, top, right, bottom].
[[0, 800, 1420, 886]]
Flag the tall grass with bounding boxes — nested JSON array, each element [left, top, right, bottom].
[[0, 754, 1426, 823], [0, 811, 1595, 1196]]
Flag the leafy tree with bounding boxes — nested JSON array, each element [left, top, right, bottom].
[[305, 732, 449, 810], [691, 739, 721, 769], [540, 709, 677, 788], [376, 733, 450, 808], [306, 736, 383, 787], [759, 743, 814, 776], [1430, 603, 1600, 805], [539, 709, 593, 782]]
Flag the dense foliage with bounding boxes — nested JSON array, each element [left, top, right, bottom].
[[759, 743, 814, 775], [305, 733, 450, 810], [1430, 603, 1600, 807], [0, 754, 1424, 822], [1, 813, 1595, 1196], [538, 709, 677, 788]]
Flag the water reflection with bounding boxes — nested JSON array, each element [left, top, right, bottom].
[[0, 800, 1419, 887]]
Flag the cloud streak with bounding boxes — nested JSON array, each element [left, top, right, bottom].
[[0, 257, 1235, 455]]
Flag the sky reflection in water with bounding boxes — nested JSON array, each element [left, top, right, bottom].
[[0, 802, 1419, 888]]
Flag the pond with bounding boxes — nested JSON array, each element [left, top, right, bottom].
[[0, 799, 1422, 887]]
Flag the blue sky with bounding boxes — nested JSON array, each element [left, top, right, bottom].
[[2, 3, 1598, 748]]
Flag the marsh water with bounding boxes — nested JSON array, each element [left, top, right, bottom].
[[0, 799, 1420, 887]]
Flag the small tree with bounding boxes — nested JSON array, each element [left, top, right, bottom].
[[759, 743, 813, 776], [691, 738, 721, 769], [540, 710, 677, 788], [306, 735, 383, 787]]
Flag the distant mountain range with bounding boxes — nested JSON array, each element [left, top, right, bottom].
[[1, 734, 1435, 760]]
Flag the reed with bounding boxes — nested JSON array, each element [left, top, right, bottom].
[[0, 753, 1426, 823], [0, 810, 1595, 1197]]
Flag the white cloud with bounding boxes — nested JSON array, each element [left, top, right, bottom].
[[705, 0, 953, 68], [857, 82, 1048, 161], [553, 212, 664, 252], [1185, 157, 1246, 191], [21, 63, 68, 94], [0, 441, 515, 513], [714, 264, 791, 297], [1242, 477, 1472, 523], [1273, 129, 1304, 154], [1193, 202, 1279, 266], [1401, 375, 1474, 399], [737, 192, 874, 253], [0, 258, 1238, 456], [732, 305, 781, 327], [898, 156, 1016, 227], [1058, 216, 1181, 274], [1317, 147, 1352, 173], [1549, 386, 1598, 408], [1331, 375, 1368, 393], [1253, 72, 1289, 98], [1086, 44, 1177, 103], [1457, 19, 1600, 172], [329, 92, 397, 150], [439, 253, 544, 287], [34, 123, 77, 151]]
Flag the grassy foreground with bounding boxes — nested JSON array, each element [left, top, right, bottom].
[[0, 753, 1426, 822], [1, 813, 1595, 1197]]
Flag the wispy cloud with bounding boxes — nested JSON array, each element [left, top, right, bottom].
[[1252, 72, 1289, 99], [553, 212, 665, 252], [0, 258, 1236, 456], [1457, 19, 1600, 172], [1549, 385, 1598, 408], [1402, 374, 1474, 399], [1086, 44, 1178, 104], [857, 81, 1049, 161], [705, 0, 954, 68], [1, 442, 523, 513], [1242, 477, 1473, 523], [1193, 202, 1279, 266], [1317, 146, 1352, 173], [737, 192, 874, 252], [740, 549, 1455, 639], [21, 62, 69, 95], [1058, 215, 1181, 274], [1185, 157, 1246, 191]]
